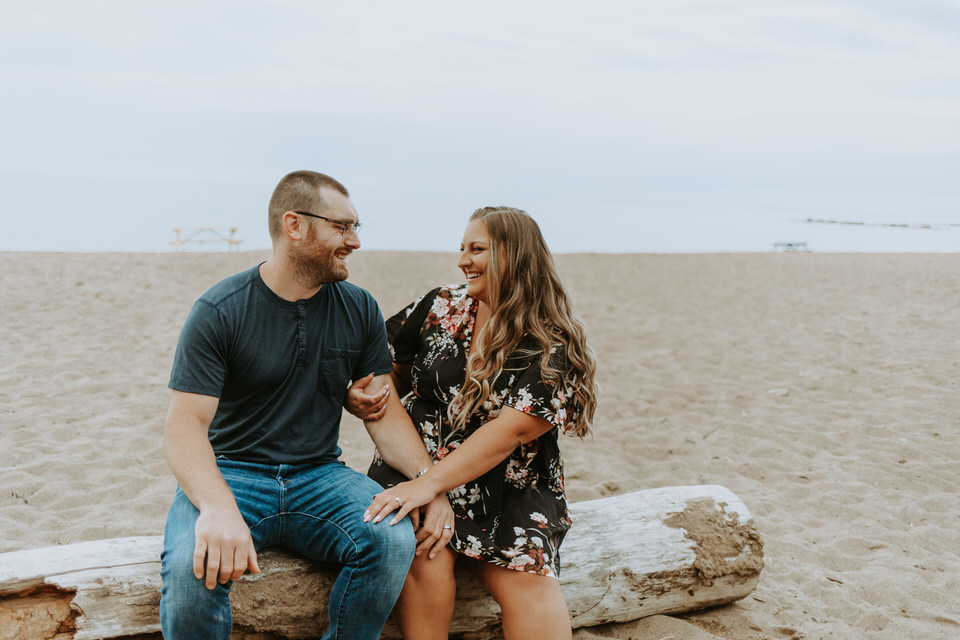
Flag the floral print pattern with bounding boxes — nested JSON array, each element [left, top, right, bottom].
[[369, 285, 582, 577]]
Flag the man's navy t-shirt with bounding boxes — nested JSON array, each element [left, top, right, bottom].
[[168, 265, 393, 465]]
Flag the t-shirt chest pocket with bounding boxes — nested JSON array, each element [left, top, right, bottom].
[[319, 347, 361, 399]]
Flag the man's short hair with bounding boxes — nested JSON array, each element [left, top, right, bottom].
[[268, 171, 349, 240]]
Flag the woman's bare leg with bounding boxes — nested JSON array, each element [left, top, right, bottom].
[[392, 546, 457, 640], [476, 562, 573, 640]]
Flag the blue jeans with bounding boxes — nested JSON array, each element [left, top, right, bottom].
[[160, 458, 415, 640]]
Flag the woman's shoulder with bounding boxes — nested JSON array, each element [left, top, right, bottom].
[[430, 284, 473, 313], [436, 283, 468, 299], [391, 284, 471, 328]]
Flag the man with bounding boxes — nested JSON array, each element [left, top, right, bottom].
[[159, 170, 454, 639]]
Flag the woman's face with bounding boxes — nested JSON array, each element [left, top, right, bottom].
[[458, 219, 492, 303]]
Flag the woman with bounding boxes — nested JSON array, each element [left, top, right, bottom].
[[356, 206, 598, 639]]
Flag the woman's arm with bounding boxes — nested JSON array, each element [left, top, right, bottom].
[[364, 405, 554, 525]]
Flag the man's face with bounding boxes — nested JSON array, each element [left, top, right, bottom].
[[292, 188, 361, 287]]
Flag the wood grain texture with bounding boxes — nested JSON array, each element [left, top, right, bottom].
[[0, 486, 762, 639]]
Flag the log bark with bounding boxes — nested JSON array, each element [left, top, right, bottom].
[[0, 485, 762, 640]]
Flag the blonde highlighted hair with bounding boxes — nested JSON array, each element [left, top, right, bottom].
[[449, 207, 598, 437]]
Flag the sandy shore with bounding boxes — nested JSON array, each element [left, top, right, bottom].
[[1, 250, 958, 639]]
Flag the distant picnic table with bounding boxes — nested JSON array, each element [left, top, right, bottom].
[[171, 227, 242, 251], [773, 241, 809, 252]]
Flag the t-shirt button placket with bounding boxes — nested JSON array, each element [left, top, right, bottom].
[[296, 303, 308, 365]]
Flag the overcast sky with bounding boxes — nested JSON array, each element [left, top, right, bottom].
[[2, 1, 958, 253]]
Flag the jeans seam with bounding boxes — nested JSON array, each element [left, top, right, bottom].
[[283, 511, 360, 640], [333, 557, 353, 640], [280, 512, 361, 555], [249, 513, 279, 530]]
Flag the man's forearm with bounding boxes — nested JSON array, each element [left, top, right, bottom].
[[163, 419, 236, 512], [375, 427, 434, 479], [368, 417, 434, 479], [363, 376, 433, 479]]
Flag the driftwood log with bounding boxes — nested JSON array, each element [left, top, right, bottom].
[[0, 485, 763, 640]]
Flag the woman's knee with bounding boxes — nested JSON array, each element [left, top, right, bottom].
[[406, 546, 457, 584], [479, 564, 563, 609]]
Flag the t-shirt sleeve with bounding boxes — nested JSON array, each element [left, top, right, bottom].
[[386, 287, 440, 365], [354, 293, 394, 379], [502, 343, 583, 436], [168, 300, 228, 398]]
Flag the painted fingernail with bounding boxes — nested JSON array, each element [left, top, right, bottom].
[[363, 511, 371, 522]]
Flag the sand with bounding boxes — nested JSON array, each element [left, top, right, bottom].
[[1, 250, 958, 639]]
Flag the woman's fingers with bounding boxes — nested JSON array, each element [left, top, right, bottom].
[[388, 500, 415, 525], [434, 519, 455, 555], [364, 493, 401, 523], [365, 480, 438, 526], [345, 374, 390, 420], [372, 405, 388, 420], [414, 504, 455, 558], [415, 521, 441, 556]]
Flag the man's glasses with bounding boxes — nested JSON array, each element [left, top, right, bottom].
[[295, 211, 362, 237]]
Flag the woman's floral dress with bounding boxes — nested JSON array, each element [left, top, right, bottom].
[[368, 284, 583, 578]]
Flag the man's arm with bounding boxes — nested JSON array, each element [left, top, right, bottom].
[[361, 374, 435, 477], [163, 390, 260, 589], [364, 406, 554, 526], [361, 373, 454, 558]]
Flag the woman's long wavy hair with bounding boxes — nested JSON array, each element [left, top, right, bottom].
[[448, 207, 598, 437]]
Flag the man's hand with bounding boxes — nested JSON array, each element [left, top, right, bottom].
[[345, 373, 390, 421], [193, 504, 260, 590]]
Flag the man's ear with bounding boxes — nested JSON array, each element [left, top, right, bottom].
[[282, 211, 304, 242]]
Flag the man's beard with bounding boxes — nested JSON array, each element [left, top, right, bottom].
[[290, 231, 349, 289]]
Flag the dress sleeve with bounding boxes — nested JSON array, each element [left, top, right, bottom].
[[386, 287, 440, 365], [502, 342, 583, 436]]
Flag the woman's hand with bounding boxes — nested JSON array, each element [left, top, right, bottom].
[[345, 373, 390, 421], [414, 495, 456, 558], [364, 477, 440, 527]]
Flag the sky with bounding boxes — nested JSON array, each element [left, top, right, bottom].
[[1, 1, 958, 253]]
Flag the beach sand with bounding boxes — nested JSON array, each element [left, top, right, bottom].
[[1, 250, 958, 639]]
